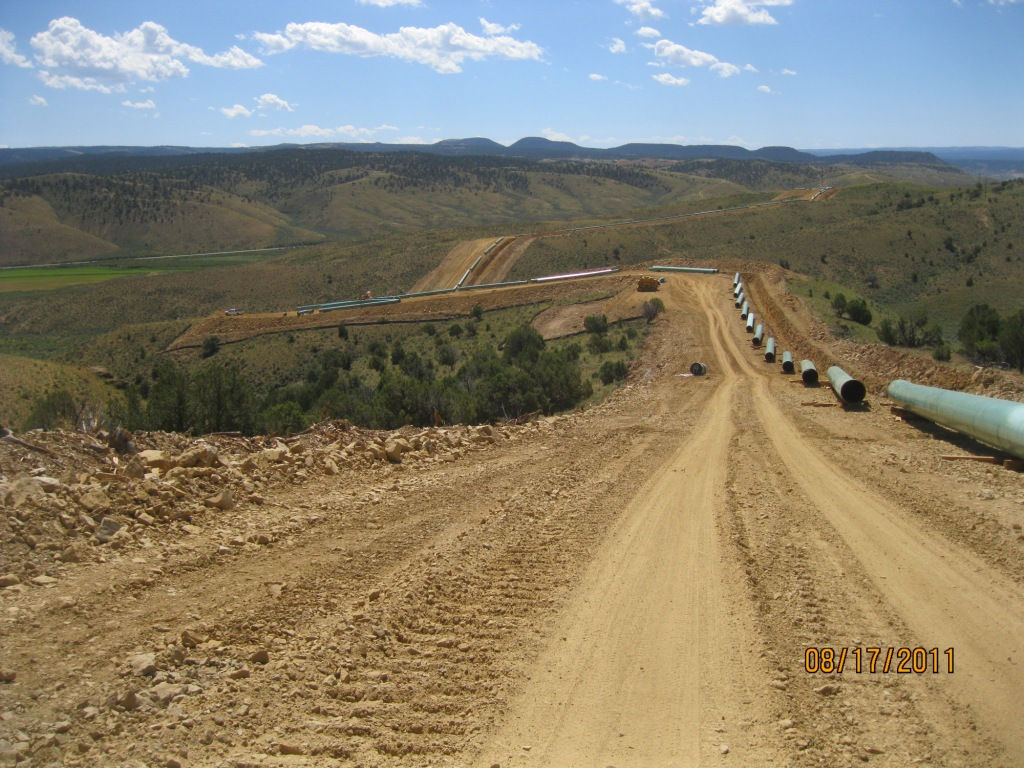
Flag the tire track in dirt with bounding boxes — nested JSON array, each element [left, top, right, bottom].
[[476, 278, 786, 767], [704, 277, 1024, 765]]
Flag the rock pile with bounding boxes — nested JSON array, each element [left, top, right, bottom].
[[0, 418, 552, 587]]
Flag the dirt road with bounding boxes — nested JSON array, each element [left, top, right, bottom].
[[2, 275, 1022, 767]]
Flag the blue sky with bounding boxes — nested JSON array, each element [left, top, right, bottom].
[[1, 0, 1022, 150]]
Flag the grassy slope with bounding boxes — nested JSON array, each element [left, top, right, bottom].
[[511, 180, 1024, 336], [0, 353, 114, 429]]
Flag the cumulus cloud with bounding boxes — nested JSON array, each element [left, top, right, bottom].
[[253, 20, 542, 74], [255, 92, 293, 111], [615, 0, 666, 18], [480, 18, 521, 35], [221, 103, 253, 118], [29, 17, 261, 92], [122, 98, 156, 109], [744, 63, 758, 72], [1, 28, 33, 68], [652, 72, 690, 86], [757, 84, 775, 93], [589, 72, 608, 80], [29, 94, 47, 107], [781, 67, 797, 75], [652, 38, 739, 77], [358, 0, 423, 5], [542, 128, 576, 143], [609, 37, 627, 53], [697, 0, 793, 26], [636, 26, 662, 37]]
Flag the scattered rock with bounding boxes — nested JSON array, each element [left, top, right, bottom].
[[248, 649, 270, 665], [94, 516, 123, 543], [129, 653, 157, 677], [205, 489, 234, 511], [278, 743, 305, 755], [148, 682, 184, 705], [0, 575, 20, 589], [137, 450, 175, 471], [79, 488, 110, 513], [0, 669, 15, 683], [30, 575, 58, 586], [814, 683, 841, 696]]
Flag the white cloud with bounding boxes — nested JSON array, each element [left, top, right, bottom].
[[255, 92, 293, 111], [609, 37, 627, 54], [253, 20, 542, 74], [636, 26, 662, 37], [744, 63, 758, 72], [697, 0, 793, 26], [542, 128, 576, 143], [221, 103, 253, 118], [781, 67, 797, 75], [358, 0, 423, 5], [988, 0, 1021, 4], [29, 94, 47, 107], [1, 28, 32, 68], [652, 39, 740, 77], [480, 18, 521, 35], [29, 17, 261, 92], [757, 84, 775, 93], [589, 73, 608, 80], [652, 72, 690, 86], [615, 0, 666, 19], [122, 98, 156, 109], [397, 135, 428, 144]]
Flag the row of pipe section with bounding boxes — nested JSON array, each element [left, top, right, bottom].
[[734, 272, 825, 387]]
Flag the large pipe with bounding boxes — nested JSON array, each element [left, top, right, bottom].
[[649, 265, 719, 274], [827, 365, 866, 404], [532, 267, 619, 282], [741, 301, 749, 319], [752, 324, 764, 347], [746, 313, 755, 332], [800, 359, 819, 385], [886, 379, 1024, 460], [781, 351, 794, 373], [690, 362, 708, 376], [733, 282, 742, 297], [735, 292, 745, 308], [764, 338, 776, 362], [733, 272, 740, 285]]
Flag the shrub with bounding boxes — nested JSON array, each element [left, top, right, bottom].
[[599, 360, 629, 384], [201, 336, 220, 358], [846, 298, 872, 325], [584, 314, 609, 334]]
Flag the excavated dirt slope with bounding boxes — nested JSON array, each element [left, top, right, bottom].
[[2, 274, 1023, 768]]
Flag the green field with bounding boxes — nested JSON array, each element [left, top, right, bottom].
[[0, 250, 295, 293]]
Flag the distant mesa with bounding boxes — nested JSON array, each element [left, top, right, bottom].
[[0, 135, 1013, 174]]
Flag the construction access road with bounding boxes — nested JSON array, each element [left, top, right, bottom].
[[1, 274, 1022, 768]]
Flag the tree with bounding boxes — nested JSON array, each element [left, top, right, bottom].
[[24, 389, 78, 431], [999, 310, 1024, 372], [959, 304, 1001, 360], [471, 304, 484, 321], [846, 298, 872, 326], [337, 323, 348, 340], [201, 336, 220, 358], [831, 293, 847, 317], [599, 360, 629, 385]]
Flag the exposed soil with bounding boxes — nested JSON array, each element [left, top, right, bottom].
[[3, 271, 1023, 768]]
